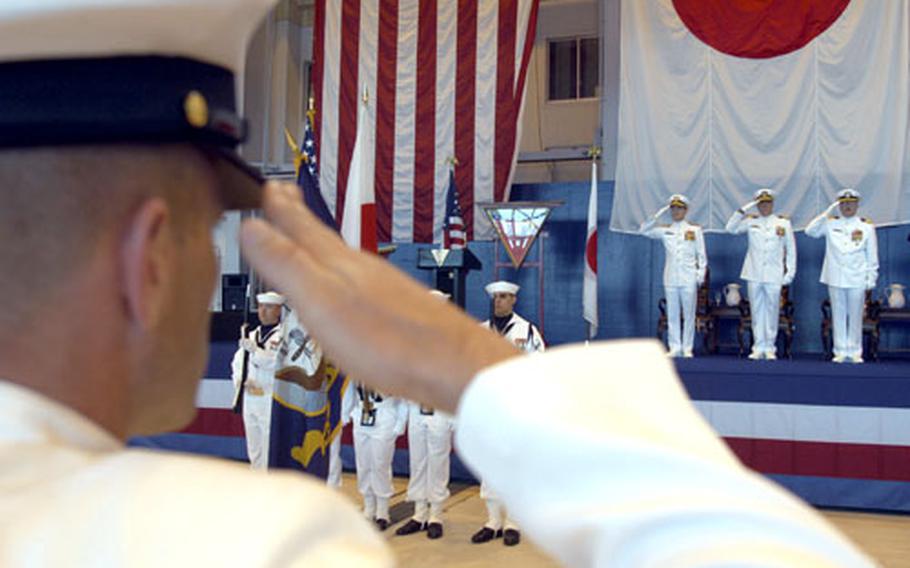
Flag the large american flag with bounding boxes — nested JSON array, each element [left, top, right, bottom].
[[312, 0, 540, 243]]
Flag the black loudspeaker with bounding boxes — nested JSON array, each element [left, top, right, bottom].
[[221, 273, 249, 312]]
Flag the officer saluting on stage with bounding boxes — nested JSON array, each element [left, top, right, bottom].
[[726, 189, 797, 360], [806, 188, 879, 363], [639, 194, 708, 358]]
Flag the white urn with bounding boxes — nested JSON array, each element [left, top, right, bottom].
[[724, 283, 742, 307], [886, 283, 906, 309]]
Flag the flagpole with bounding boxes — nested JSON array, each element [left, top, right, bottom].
[[584, 145, 601, 341]]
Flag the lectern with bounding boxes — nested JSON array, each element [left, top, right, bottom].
[[417, 248, 481, 309]]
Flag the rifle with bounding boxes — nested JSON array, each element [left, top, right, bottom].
[[231, 284, 252, 414], [359, 385, 377, 426]]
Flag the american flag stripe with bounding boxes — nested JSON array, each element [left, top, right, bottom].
[[433, 0, 457, 244], [413, 0, 436, 244], [392, 0, 416, 240], [454, 0, 477, 241], [336, 0, 360, 220], [313, 0, 539, 243], [375, 0, 397, 241]]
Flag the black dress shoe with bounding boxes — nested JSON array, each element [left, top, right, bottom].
[[503, 529, 521, 546], [375, 518, 389, 531], [395, 519, 425, 536], [426, 522, 444, 539], [470, 527, 496, 543]]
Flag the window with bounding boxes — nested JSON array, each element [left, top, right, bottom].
[[548, 37, 599, 101]]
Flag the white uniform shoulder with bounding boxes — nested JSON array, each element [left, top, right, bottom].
[[110, 451, 392, 564]]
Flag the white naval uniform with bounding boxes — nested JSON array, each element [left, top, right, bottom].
[[0, 339, 873, 566], [348, 385, 408, 521], [479, 312, 545, 532], [726, 212, 797, 356], [640, 219, 708, 356], [231, 324, 284, 470], [806, 214, 879, 360], [404, 402, 455, 524]]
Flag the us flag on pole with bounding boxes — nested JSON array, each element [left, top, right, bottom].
[[443, 170, 466, 249], [312, 0, 540, 243]]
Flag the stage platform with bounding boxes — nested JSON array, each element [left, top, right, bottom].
[[676, 356, 910, 513], [130, 343, 910, 513]]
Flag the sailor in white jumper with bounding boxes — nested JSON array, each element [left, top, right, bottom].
[[396, 290, 456, 539], [806, 188, 879, 363], [725, 189, 797, 360], [473, 281, 545, 547], [231, 291, 285, 470], [347, 381, 408, 530], [639, 194, 708, 357]]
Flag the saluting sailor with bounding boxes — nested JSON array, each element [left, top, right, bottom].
[[472, 281, 545, 547], [806, 189, 879, 363], [639, 194, 708, 358], [726, 189, 797, 360], [231, 291, 285, 470]]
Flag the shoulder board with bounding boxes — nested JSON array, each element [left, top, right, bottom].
[[828, 215, 839, 220], [861, 217, 873, 224], [688, 222, 701, 227], [745, 214, 758, 219], [658, 223, 671, 228], [777, 214, 789, 220]]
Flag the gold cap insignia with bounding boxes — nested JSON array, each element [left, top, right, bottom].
[[184, 91, 209, 129]]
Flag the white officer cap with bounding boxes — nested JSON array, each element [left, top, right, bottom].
[[837, 188, 861, 202], [669, 194, 690, 208], [0, 0, 278, 210], [485, 281, 520, 297], [754, 188, 775, 202], [429, 290, 451, 300], [256, 292, 285, 305]]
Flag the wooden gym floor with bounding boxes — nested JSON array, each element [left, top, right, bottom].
[[337, 474, 910, 567]]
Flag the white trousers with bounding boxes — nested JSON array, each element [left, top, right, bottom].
[[479, 492, 517, 531], [748, 282, 782, 356], [829, 286, 865, 359], [406, 413, 452, 506], [242, 393, 271, 470], [353, 427, 397, 503], [665, 284, 697, 354], [327, 434, 342, 488]]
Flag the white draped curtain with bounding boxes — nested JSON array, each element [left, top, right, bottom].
[[612, 0, 910, 233]]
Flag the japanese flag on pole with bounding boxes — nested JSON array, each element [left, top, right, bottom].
[[583, 160, 598, 340], [340, 96, 378, 253]]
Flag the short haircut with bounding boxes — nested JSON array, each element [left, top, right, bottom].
[[0, 144, 218, 326]]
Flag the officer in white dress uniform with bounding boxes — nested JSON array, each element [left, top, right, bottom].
[[231, 292, 284, 469], [726, 189, 797, 360], [473, 281, 545, 547], [347, 382, 408, 531], [639, 194, 708, 357], [806, 189, 879, 363], [396, 291, 456, 540], [0, 3, 876, 565]]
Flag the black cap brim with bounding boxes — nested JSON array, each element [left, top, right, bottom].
[[204, 146, 263, 210]]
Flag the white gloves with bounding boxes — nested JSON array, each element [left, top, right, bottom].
[[654, 205, 670, 218], [239, 337, 256, 353], [739, 200, 758, 213], [826, 200, 840, 214]]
